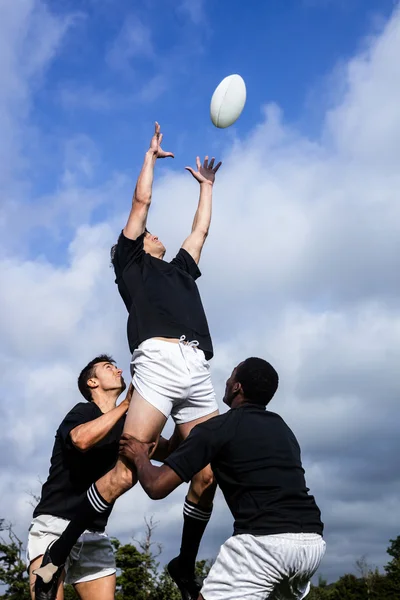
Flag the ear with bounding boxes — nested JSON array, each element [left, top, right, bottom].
[[87, 378, 98, 390], [232, 382, 242, 395]]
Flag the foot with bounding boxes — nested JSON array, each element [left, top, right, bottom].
[[167, 556, 203, 600], [33, 546, 64, 600]]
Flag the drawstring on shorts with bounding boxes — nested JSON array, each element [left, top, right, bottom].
[[179, 335, 199, 349], [179, 335, 200, 373]]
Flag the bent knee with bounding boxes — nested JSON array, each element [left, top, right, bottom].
[[191, 465, 215, 494], [111, 462, 136, 494]]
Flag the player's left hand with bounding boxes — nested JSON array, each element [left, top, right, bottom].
[[119, 433, 155, 463], [185, 156, 222, 185], [149, 121, 174, 159]]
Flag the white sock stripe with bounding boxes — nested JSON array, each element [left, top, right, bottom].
[[87, 487, 104, 513], [183, 510, 211, 522], [90, 485, 110, 510], [87, 485, 108, 512], [183, 505, 212, 521], [184, 501, 212, 517]]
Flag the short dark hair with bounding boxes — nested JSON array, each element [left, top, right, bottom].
[[235, 357, 279, 406], [110, 244, 117, 266], [78, 354, 115, 401]]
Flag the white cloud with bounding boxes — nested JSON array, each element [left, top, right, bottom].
[[178, 0, 205, 25], [106, 14, 154, 71], [2, 0, 400, 586]]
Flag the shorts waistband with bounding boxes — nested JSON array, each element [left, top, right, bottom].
[[261, 533, 323, 545], [136, 336, 200, 350]]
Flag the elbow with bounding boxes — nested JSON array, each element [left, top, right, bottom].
[[147, 486, 165, 501], [70, 432, 90, 453], [194, 227, 209, 241], [134, 194, 151, 207], [146, 480, 168, 501]]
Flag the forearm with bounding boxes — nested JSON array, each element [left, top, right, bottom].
[[71, 401, 128, 451], [191, 183, 213, 234], [134, 454, 171, 499], [134, 150, 157, 205]]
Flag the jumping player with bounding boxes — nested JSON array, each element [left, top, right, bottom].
[[34, 123, 222, 600], [120, 357, 326, 600]]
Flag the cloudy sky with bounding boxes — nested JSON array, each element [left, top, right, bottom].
[[1, 0, 400, 584]]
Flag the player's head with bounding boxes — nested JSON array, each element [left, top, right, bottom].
[[223, 357, 279, 408], [143, 229, 166, 259], [78, 354, 126, 402]]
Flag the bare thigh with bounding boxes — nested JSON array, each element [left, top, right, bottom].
[[177, 410, 219, 440], [74, 573, 116, 600], [96, 390, 168, 502], [124, 389, 168, 442], [29, 556, 64, 600]]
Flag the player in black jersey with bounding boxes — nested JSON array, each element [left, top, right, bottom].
[[35, 123, 222, 600], [120, 357, 326, 600]]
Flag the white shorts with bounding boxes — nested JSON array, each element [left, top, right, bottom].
[[27, 514, 116, 586], [201, 533, 326, 600], [131, 337, 218, 425]]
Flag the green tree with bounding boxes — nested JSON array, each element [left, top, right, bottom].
[[0, 520, 30, 600], [153, 566, 181, 600], [112, 537, 157, 600], [195, 558, 213, 581], [331, 573, 365, 599], [63, 584, 79, 599], [354, 555, 381, 599], [384, 535, 400, 596], [308, 576, 333, 600]]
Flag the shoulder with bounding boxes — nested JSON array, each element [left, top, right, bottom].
[[170, 248, 202, 279], [265, 410, 287, 424], [59, 402, 98, 426], [194, 411, 232, 435], [113, 230, 146, 272]]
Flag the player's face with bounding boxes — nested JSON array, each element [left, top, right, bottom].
[[93, 362, 126, 393], [144, 231, 166, 257], [223, 365, 240, 406]]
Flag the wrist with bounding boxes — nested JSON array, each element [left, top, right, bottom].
[[134, 452, 148, 469], [146, 149, 158, 163], [200, 180, 213, 188]]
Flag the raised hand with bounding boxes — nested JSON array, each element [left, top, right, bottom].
[[185, 155, 222, 185], [149, 122, 174, 159]]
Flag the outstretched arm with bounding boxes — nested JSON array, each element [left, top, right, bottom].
[[182, 156, 222, 264], [119, 423, 219, 499], [119, 436, 183, 499], [124, 122, 174, 241]]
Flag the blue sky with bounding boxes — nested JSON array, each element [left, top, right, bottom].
[[2, 0, 400, 586], [27, 0, 394, 237]]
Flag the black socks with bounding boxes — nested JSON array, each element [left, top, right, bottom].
[[177, 497, 213, 575], [48, 484, 112, 567]]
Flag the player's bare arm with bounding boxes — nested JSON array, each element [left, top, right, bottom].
[[124, 122, 174, 241], [119, 434, 183, 499], [182, 156, 222, 264], [70, 384, 133, 452]]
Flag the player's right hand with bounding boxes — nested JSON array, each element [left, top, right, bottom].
[[124, 383, 134, 406], [149, 122, 174, 159], [119, 433, 155, 463]]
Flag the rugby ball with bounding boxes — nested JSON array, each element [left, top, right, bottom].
[[210, 74, 246, 129]]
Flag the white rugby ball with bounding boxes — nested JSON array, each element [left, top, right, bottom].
[[210, 74, 246, 129]]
